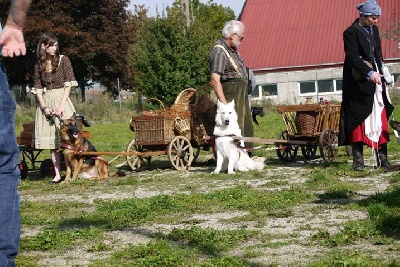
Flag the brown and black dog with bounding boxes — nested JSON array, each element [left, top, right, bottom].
[[60, 114, 109, 181]]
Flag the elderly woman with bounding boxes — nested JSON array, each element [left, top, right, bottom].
[[339, 0, 394, 171]]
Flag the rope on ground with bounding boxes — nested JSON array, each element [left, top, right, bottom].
[[252, 145, 301, 151], [107, 154, 127, 167]]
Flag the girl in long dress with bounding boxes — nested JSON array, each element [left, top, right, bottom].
[[32, 32, 77, 183]]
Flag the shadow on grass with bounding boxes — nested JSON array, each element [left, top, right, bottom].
[[313, 182, 400, 240], [279, 154, 400, 240], [57, 217, 112, 232], [358, 187, 400, 239], [315, 190, 358, 205], [58, 217, 263, 266]]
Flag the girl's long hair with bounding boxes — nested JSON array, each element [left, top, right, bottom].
[[36, 32, 60, 73]]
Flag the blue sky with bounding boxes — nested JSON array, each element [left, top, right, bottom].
[[128, 0, 246, 18]]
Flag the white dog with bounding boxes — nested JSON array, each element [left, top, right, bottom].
[[212, 100, 265, 174]]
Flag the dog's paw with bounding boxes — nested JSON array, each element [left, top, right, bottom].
[[227, 170, 236, 174], [211, 170, 220, 174]]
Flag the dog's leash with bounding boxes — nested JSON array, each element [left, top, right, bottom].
[[60, 142, 109, 166], [60, 142, 85, 153], [45, 108, 64, 126]]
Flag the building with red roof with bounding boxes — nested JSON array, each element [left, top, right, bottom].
[[237, 0, 400, 104]]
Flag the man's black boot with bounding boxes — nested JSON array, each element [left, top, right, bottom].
[[351, 142, 364, 171], [376, 144, 390, 168]]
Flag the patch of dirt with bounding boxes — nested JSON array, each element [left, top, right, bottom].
[[20, 155, 400, 266]]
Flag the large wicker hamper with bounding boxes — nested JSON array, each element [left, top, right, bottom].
[[130, 114, 191, 145]]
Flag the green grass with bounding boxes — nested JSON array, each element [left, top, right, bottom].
[[90, 238, 262, 267], [15, 95, 400, 266], [310, 250, 399, 267], [21, 227, 103, 251]]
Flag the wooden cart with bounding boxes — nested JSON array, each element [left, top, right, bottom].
[[125, 89, 216, 171], [275, 103, 341, 162], [18, 89, 215, 176]]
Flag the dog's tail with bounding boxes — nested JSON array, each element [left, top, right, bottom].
[[251, 156, 265, 170]]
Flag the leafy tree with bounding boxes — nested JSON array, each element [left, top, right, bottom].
[[130, 0, 234, 106], [0, 0, 134, 101]]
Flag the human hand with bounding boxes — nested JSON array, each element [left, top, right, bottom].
[[42, 107, 53, 116], [55, 105, 65, 118], [0, 25, 26, 57], [370, 72, 383, 85], [43, 108, 55, 125]]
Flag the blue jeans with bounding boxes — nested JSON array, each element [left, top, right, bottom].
[[0, 62, 20, 267]]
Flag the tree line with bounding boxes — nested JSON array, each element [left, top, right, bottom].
[[0, 0, 234, 105]]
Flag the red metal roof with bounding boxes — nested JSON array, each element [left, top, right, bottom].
[[238, 0, 400, 71]]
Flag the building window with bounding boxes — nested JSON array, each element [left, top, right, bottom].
[[318, 80, 334, 93], [300, 80, 342, 95], [261, 84, 277, 96], [251, 88, 260, 98], [336, 80, 342, 91], [299, 81, 315, 94], [252, 84, 278, 98]]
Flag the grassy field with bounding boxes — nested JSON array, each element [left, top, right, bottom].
[[15, 94, 400, 266]]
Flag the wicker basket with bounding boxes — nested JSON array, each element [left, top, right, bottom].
[[130, 114, 191, 145], [191, 116, 209, 146], [171, 88, 197, 112], [130, 115, 174, 145], [295, 111, 317, 135], [175, 116, 190, 135], [142, 98, 166, 116]]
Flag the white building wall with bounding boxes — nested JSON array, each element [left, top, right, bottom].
[[252, 63, 400, 105]]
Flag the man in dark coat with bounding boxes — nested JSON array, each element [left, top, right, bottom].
[[339, 0, 394, 171]]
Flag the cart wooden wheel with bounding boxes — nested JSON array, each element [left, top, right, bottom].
[[167, 136, 194, 170], [276, 130, 298, 162], [301, 145, 318, 160], [319, 129, 339, 162], [126, 139, 151, 171]]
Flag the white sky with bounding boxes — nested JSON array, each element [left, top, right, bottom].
[[128, 0, 246, 18]]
